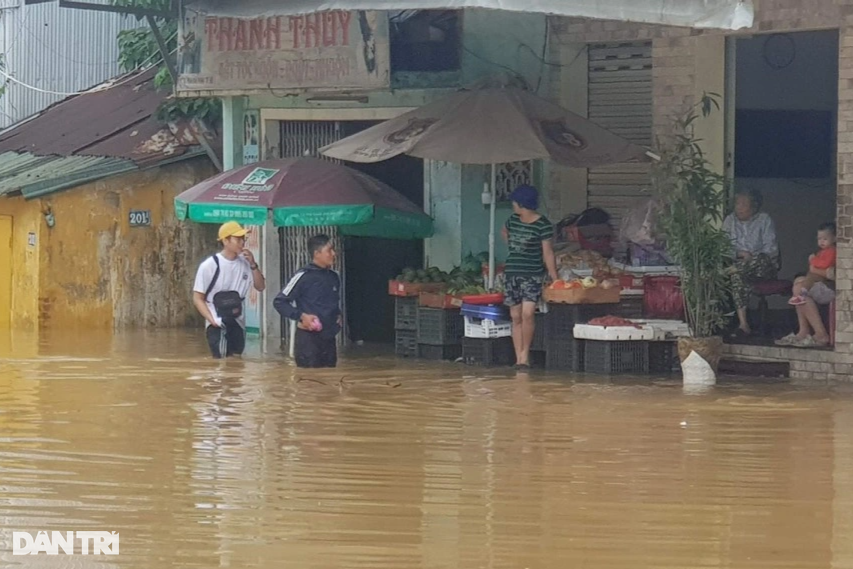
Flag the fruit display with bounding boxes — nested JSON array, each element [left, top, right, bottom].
[[396, 253, 496, 296], [548, 276, 620, 290], [556, 249, 624, 280], [395, 266, 451, 284], [588, 316, 642, 329]]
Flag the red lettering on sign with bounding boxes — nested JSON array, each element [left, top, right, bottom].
[[205, 18, 218, 51], [205, 16, 282, 52], [249, 19, 264, 50], [337, 12, 351, 46], [234, 19, 247, 51], [267, 17, 282, 50], [288, 11, 351, 50]]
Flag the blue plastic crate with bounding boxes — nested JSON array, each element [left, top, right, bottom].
[[461, 303, 509, 322]]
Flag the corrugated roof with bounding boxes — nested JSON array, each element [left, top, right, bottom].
[[0, 67, 211, 198]]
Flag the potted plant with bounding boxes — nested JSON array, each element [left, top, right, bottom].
[[651, 95, 732, 379]]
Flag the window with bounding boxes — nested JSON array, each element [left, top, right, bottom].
[[389, 10, 461, 72]]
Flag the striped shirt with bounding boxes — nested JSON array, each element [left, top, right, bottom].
[[505, 214, 553, 276]]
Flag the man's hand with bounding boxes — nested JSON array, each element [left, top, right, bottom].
[[242, 248, 257, 268], [300, 313, 319, 329]]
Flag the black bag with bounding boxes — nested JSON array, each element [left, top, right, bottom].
[[204, 256, 244, 322]]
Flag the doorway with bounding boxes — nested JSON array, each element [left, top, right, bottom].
[[275, 118, 425, 346], [0, 215, 11, 328], [728, 30, 838, 282], [342, 121, 424, 344]]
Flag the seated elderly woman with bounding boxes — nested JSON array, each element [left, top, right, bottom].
[[722, 189, 780, 339]]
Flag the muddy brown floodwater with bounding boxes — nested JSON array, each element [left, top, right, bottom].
[[0, 329, 852, 568]]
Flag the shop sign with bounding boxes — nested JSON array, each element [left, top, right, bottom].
[[177, 8, 390, 95]]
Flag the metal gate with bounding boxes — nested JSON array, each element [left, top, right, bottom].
[[278, 120, 347, 351], [587, 42, 653, 229]]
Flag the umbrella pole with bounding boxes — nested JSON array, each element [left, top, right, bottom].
[[488, 163, 497, 290]]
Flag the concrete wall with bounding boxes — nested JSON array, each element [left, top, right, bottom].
[[1, 158, 218, 331], [551, 0, 853, 381]]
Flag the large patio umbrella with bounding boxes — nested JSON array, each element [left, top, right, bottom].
[[319, 85, 652, 286], [174, 157, 433, 239]]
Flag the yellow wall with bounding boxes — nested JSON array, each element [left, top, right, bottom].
[[39, 158, 218, 330], [0, 157, 218, 331], [0, 197, 41, 330]]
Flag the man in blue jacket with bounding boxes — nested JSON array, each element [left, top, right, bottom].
[[274, 234, 342, 368]]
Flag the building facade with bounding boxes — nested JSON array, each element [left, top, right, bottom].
[[549, 0, 851, 380]]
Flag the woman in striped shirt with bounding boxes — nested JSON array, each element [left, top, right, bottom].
[[501, 185, 559, 370]]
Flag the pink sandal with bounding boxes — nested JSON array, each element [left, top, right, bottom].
[[788, 295, 807, 306]]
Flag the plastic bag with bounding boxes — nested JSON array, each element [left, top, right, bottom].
[[618, 198, 662, 247], [681, 350, 717, 385]]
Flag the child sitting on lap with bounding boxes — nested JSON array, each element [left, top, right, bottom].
[[789, 222, 836, 306]]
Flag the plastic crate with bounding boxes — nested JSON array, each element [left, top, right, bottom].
[[530, 312, 547, 351], [643, 276, 685, 320], [462, 337, 515, 367], [584, 340, 650, 375], [545, 302, 616, 339], [464, 316, 513, 339], [649, 341, 679, 374], [545, 337, 584, 372], [615, 295, 644, 320], [418, 343, 463, 361], [461, 303, 509, 320], [394, 296, 418, 331], [417, 308, 464, 345], [395, 329, 418, 358]]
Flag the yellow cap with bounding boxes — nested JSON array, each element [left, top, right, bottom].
[[218, 221, 249, 241]]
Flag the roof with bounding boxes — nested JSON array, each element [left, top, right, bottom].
[[0, 68, 211, 199]]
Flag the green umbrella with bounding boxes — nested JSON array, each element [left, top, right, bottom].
[[174, 157, 433, 239]]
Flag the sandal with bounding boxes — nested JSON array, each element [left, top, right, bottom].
[[792, 335, 816, 347], [788, 295, 807, 306], [775, 333, 799, 346]]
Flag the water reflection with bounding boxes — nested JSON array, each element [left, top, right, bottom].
[[0, 330, 848, 568]]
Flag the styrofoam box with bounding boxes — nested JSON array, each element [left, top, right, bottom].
[[609, 260, 682, 275], [634, 319, 691, 338], [464, 316, 513, 339], [573, 323, 665, 341]]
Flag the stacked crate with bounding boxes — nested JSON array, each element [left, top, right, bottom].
[[417, 307, 464, 361], [461, 303, 515, 366], [394, 296, 419, 358], [544, 303, 616, 372]]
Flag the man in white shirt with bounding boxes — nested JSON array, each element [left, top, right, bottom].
[[193, 221, 266, 358]]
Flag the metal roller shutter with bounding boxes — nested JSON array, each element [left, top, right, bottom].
[[587, 42, 653, 229], [278, 120, 347, 350]]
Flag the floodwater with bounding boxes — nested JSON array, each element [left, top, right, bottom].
[[0, 329, 852, 568]]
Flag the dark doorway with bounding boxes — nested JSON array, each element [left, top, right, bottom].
[[342, 121, 424, 343]]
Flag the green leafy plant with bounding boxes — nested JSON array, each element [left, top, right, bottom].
[[652, 94, 733, 339], [113, 0, 220, 124]]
